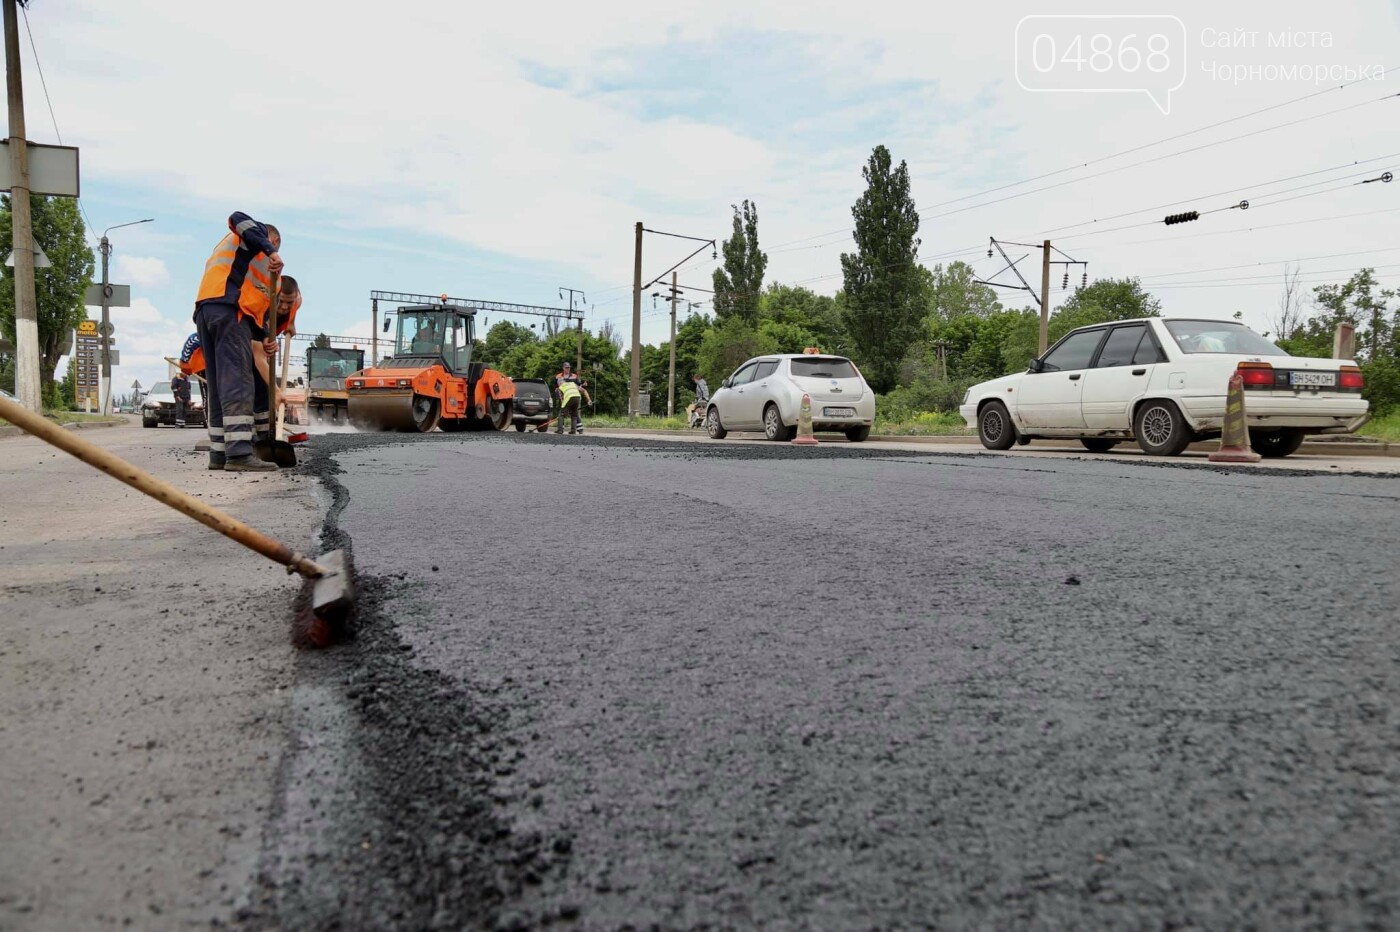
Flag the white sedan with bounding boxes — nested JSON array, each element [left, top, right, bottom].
[[960, 318, 1369, 458], [706, 353, 876, 442]]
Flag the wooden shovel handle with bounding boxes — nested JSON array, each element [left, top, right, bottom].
[[0, 395, 326, 579]]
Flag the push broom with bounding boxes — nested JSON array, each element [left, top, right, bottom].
[[0, 395, 353, 648]]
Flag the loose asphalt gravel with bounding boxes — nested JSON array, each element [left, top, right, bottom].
[[251, 431, 1400, 931]]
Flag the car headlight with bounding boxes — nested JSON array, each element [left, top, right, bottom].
[[962, 389, 971, 404]]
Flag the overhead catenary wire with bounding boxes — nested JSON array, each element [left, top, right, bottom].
[[19, 4, 99, 240]]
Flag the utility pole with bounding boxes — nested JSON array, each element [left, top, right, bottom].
[[371, 296, 379, 364], [632, 221, 641, 417], [98, 219, 151, 415], [980, 237, 1086, 356], [668, 271, 677, 418], [4, 0, 38, 411], [560, 287, 585, 373], [1039, 239, 1051, 356]]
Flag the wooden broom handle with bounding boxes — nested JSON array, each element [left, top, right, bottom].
[[0, 395, 326, 579]]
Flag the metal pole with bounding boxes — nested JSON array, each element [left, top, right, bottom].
[[667, 271, 677, 418], [1039, 239, 1052, 355], [630, 221, 642, 420], [4, 0, 39, 411], [371, 297, 378, 365], [99, 236, 112, 414], [576, 317, 583, 373]]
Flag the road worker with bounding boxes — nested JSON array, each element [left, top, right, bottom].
[[250, 276, 302, 443], [170, 371, 192, 428], [554, 363, 591, 435], [687, 372, 710, 425], [193, 212, 283, 472]]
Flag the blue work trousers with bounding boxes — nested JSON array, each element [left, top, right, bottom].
[[194, 300, 255, 459]]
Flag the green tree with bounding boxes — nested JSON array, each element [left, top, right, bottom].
[[475, 320, 538, 370], [758, 284, 846, 354], [0, 195, 95, 390], [927, 261, 1002, 320], [695, 317, 778, 387], [1052, 277, 1161, 333], [840, 145, 924, 392], [712, 200, 767, 325], [58, 356, 77, 409], [312, 332, 332, 349]]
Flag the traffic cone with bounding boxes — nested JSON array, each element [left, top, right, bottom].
[[791, 393, 819, 446], [1208, 372, 1261, 463]]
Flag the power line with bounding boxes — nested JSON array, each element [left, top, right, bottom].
[[1138, 246, 1400, 281], [924, 69, 1400, 211], [1144, 262, 1400, 288], [19, 5, 98, 241]]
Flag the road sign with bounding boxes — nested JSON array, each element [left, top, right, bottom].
[[131, 380, 142, 391], [84, 283, 130, 308], [0, 141, 80, 197], [106, 350, 120, 366], [4, 245, 51, 268], [98, 320, 115, 337]]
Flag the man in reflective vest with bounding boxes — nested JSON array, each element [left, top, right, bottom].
[[170, 371, 192, 428], [554, 366, 591, 435], [193, 212, 283, 471], [250, 275, 302, 443]]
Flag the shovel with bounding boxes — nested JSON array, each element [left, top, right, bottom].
[[254, 274, 297, 467]]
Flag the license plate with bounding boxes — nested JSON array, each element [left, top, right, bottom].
[[1290, 371, 1335, 387], [823, 407, 855, 417]]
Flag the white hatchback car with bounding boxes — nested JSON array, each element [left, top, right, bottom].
[[960, 318, 1369, 458], [706, 353, 876, 442]]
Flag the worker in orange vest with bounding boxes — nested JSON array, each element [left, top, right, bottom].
[[250, 275, 302, 442], [193, 212, 282, 471]]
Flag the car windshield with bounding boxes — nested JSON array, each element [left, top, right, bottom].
[[515, 380, 550, 399], [789, 357, 857, 379], [150, 382, 171, 396], [309, 350, 362, 378], [1163, 320, 1288, 356]]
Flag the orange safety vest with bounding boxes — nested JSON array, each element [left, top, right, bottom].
[[179, 346, 206, 377], [196, 232, 274, 324]]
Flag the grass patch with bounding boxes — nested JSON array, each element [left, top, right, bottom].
[[1, 409, 123, 428], [1357, 412, 1400, 442], [872, 410, 974, 436], [581, 414, 691, 430]]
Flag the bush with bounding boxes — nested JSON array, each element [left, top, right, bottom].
[[1362, 357, 1400, 417]]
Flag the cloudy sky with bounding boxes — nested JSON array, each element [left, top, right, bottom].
[[13, 0, 1400, 393]]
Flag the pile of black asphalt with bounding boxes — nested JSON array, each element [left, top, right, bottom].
[[250, 431, 1399, 930]]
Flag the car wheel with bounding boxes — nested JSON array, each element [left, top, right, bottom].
[[845, 426, 871, 443], [763, 404, 794, 441], [515, 421, 527, 432], [1134, 400, 1190, 456], [142, 417, 156, 429], [1080, 438, 1118, 453], [706, 406, 727, 440], [1250, 428, 1305, 458], [978, 401, 1017, 450]]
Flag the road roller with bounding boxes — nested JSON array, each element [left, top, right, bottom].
[[306, 346, 364, 425], [347, 300, 515, 433]]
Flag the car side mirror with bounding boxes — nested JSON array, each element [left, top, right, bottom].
[[383, 317, 392, 332], [722, 378, 732, 388], [1027, 358, 1045, 374]]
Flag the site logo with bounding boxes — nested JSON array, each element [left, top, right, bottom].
[[1015, 14, 1188, 115]]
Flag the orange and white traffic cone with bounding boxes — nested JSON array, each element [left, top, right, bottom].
[[791, 393, 819, 446], [1208, 372, 1261, 463]]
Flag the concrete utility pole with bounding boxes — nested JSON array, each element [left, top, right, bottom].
[[632, 221, 641, 417], [1039, 239, 1052, 356], [371, 296, 379, 365], [560, 287, 585, 373], [4, 0, 39, 411], [667, 271, 677, 418], [98, 219, 151, 415]]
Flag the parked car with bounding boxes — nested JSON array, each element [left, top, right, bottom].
[[960, 318, 1369, 458], [142, 380, 206, 428], [706, 353, 876, 442], [511, 378, 553, 431]]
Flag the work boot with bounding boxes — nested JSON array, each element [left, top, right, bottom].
[[208, 452, 226, 471], [224, 454, 277, 473]]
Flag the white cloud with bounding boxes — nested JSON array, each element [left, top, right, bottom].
[[113, 256, 170, 290], [24, 0, 1400, 346]]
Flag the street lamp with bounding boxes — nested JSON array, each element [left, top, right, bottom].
[[98, 218, 154, 414]]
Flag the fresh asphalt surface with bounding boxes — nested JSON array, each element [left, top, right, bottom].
[[256, 430, 1400, 930]]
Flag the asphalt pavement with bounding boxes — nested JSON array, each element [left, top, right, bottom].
[[256, 430, 1400, 930]]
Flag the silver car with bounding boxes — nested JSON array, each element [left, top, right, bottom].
[[706, 353, 876, 442]]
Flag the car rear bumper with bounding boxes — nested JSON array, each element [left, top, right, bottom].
[[1179, 396, 1370, 434]]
